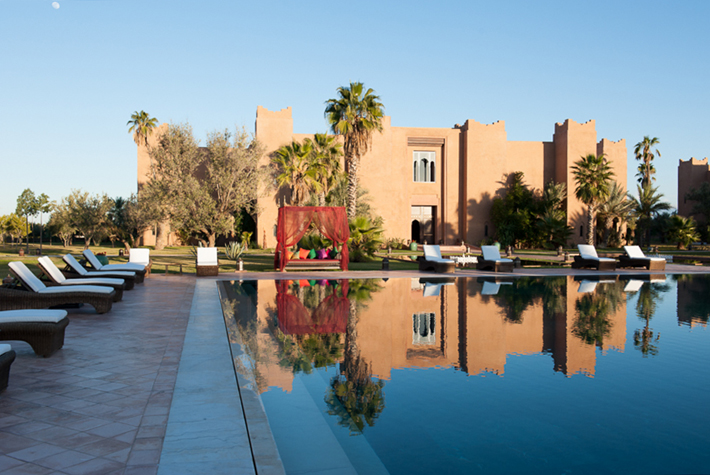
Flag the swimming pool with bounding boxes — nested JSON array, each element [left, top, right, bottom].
[[218, 275, 710, 474]]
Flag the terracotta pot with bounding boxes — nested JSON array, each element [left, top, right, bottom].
[[18, 248, 25, 257]]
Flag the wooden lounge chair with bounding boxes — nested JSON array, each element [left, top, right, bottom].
[[38, 257, 125, 302], [196, 247, 219, 276], [476, 246, 514, 272], [419, 245, 456, 273], [572, 245, 617, 270], [618, 246, 666, 270], [6, 262, 115, 314], [63, 254, 138, 287], [83, 249, 148, 281], [0, 310, 70, 357], [0, 344, 16, 393]]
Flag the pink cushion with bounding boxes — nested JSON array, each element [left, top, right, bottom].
[[317, 249, 329, 259]]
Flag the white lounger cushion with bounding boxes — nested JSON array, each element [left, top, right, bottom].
[[0, 344, 12, 356], [623, 246, 666, 262], [83, 250, 145, 271], [0, 309, 68, 323], [129, 248, 151, 266], [9, 262, 113, 295], [63, 254, 136, 278], [39, 257, 123, 287], [481, 246, 513, 263], [578, 244, 615, 262], [422, 245, 454, 263], [197, 248, 219, 266], [39, 285, 113, 295]]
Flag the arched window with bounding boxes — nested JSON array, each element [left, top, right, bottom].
[[413, 151, 436, 183]]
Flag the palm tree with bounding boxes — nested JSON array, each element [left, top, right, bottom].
[[272, 140, 316, 206], [127, 110, 158, 146], [325, 82, 385, 218], [634, 136, 660, 187], [572, 154, 615, 245], [597, 182, 634, 247], [305, 133, 343, 206], [631, 184, 671, 247], [667, 215, 700, 249]]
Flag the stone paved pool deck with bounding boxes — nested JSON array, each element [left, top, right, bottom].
[[1, 263, 708, 474]]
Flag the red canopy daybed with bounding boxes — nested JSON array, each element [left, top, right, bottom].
[[274, 206, 350, 271]]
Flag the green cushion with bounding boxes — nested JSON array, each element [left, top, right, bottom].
[[308, 249, 316, 259]]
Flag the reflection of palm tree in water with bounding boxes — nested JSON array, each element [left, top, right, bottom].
[[633, 282, 669, 357], [572, 282, 624, 348], [325, 279, 386, 432]]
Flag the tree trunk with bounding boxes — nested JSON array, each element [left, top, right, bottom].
[[208, 233, 216, 247], [347, 154, 359, 219], [587, 206, 595, 245], [155, 220, 169, 250], [319, 192, 326, 207]]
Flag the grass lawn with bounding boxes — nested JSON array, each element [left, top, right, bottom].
[[0, 243, 419, 278], [1, 241, 703, 280]]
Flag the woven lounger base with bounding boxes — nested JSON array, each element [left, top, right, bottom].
[[476, 259, 514, 272], [0, 287, 114, 314], [572, 256, 617, 271], [617, 256, 666, 271], [0, 350, 16, 392], [281, 260, 343, 271], [196, 265, 219, 276], [0, 319, 69, 357], [418, 259, 456, 274]]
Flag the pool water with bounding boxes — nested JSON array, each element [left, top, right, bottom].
[[218, 275, 710, 475]]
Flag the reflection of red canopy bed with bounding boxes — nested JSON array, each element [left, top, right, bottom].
[[274, 206, 350, 272], [276, 280, 349, 335]]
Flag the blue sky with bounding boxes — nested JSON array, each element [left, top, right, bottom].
[[1, 0, 709, 218]]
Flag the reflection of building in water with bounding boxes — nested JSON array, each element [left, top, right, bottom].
[[241, 276, 629, 394], [357, 276, 626, 380], [677, 277, 710, 327]]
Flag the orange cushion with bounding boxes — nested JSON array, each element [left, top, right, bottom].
[[287, 250, 294, 260], [299, 248, 310, 259]]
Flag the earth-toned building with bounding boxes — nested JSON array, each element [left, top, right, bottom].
[[137, 107, 628, 248]]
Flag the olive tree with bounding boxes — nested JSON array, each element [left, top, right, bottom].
[[61, 190, 113, 249], [143, 123, 266, 247]]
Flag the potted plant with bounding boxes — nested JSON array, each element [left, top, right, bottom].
[[225, 241, 246, 272], [95, 252, 109, 266]]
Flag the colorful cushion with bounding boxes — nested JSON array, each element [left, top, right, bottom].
[[328, 249, 340, 259], [299, 248, 310, 260], [317, 249, 329, 259], [298, 279, 310, 287], [287, 250, 294, 260], [308, 249, 316, 259]]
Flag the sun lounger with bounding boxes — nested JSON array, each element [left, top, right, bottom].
[[6, 262, 115, 314], [618, 246, 667, 270], [83, 249, 148, 280], [196, 247, 219, 276], [419, 245, 455, 273], [38, 257, 125, 302], [0, 344, 16, 392], [572, 244, 617, 270], [0, 310, 69, 357], [476, 246, 514, 272], [63, 254, 138, 287]]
